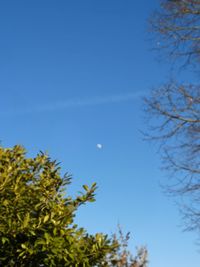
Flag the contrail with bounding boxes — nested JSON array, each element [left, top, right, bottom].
[[0, 91, 145, 116]]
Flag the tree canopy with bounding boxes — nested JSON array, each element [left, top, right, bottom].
[[0, 145, 148, 266]]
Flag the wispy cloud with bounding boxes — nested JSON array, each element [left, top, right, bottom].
[[0, 91, 144, 116]]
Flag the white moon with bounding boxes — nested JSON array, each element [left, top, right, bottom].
[[96, 144, 103, 149]]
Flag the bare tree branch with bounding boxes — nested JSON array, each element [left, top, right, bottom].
[[150, 0, 200, 66], [145, 81, 200, 234]]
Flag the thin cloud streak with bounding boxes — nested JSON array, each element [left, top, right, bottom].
[[0, 91, 145, 116]]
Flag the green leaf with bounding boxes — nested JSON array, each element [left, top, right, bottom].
[[23, 213, 30, 228], [43, 214, 49, 223], [21, 244, 27, 250], [83, 185, 89, 191], [2, 237, 8, 244]]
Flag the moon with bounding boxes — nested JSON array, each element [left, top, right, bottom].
[[96, 144, 103, 149]]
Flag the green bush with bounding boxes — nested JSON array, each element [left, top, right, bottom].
[[0, 145, 148, 267]]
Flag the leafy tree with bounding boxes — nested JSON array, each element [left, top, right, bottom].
[[0, 145, 148, 266], [146, 0, 200, 236]]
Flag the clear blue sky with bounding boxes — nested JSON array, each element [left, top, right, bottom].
[[0, 1, 199, 266]]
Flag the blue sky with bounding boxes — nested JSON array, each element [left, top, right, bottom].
[[0, 0, 199, 266]]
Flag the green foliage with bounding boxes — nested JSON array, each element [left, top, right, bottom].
[[0, 145, 117, 266]]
